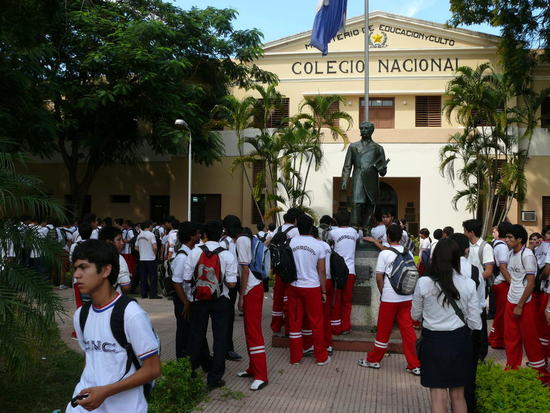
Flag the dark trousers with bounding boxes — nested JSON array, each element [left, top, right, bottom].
[[138, 260, 157, 298], [189, 297, 230, 384], [479, 308, 488, 361], [465, 309, 487, 413], [227, 281, 240, 353], [29, 257, 46, 281]]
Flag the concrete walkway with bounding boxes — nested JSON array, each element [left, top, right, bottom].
[[57, 289, 507, 413]]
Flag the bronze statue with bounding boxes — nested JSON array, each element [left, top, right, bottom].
[[341, 121, 390, 229]]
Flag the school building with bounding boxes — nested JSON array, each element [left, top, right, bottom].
[[24, 11, 550, 233]]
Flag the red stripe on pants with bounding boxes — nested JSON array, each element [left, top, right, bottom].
[[533, 292, 550, 358], [323, 279, 335, 349], [244, 284, 268, 382], [271, 275, 288, 334], [366, 300, 420, 369], [488, 282, 509, 348], [288, 285, 328, 364], [504, 300, 547, 378]]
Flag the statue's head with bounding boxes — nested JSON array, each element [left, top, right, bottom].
[[359, 121, 375, 140]]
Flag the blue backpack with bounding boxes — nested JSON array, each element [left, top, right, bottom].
[[250, 235, 270, 280], [387, 247, 420, 295]]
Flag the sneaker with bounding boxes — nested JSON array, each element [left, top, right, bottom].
[[291, 361, 301, 365], [226, 351, 243, 361], [406, 367, 421, 376], [358, 359, 380, 369], [303, 346, 314, 357], [327, 346, 334, 356], [58, 284, 67, 290], [317, 356, 332, 366], [237, 371, 253, 378], [250, 379, 268, 391], [341, 329, 352, 335]]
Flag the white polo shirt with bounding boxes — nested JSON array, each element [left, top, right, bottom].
[[236, 236, 261, 294], [121, 229, 135, 255], [266, 223, 299, 241], [371, 224, 387, 245], [290, 235, 326, 288], [171, 244, 193, 301], [116, 255, 131, 291], [327, 227, 360, 275], [507, 247, 537, 304], [166, 229, 178, 255], [467, 238, 494, 309], [317, 240, 332, 280], [492, 240, 510, 285], [136, 230, 156, 261], [376, 245, 413, 303]]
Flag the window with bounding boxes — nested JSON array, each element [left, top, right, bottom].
[[541, 98, 550, 128], [326, 99, 340, 128], [544, 197, 550, 226], [359, 97, 395, 129], [251, 160, 266, 224], [110, 195, 131, 203], [415, 96, 441, 127], [191, 194, 221, 223], [253, 98, 290, 128]]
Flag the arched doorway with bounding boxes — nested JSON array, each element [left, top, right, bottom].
[[377, 181, 398, 218]]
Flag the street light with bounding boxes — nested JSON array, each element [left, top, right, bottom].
[[174, 119, 192, 221]]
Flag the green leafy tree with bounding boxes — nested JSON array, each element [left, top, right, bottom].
[[1, 0, 276, 219], [0, 141, 65, 376]]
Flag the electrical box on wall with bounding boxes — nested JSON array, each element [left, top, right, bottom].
[[521, 211, 536, 222]]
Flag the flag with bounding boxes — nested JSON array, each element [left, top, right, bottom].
[[309, 0, 348, 56]]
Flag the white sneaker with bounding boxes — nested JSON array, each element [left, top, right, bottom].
[[236, 371, 253, 378], [303, 346, 314, 356], [250, 379, 268, 391], [327, 346, 334, 356], [406, 367, 421, 376], [317, 356, 331, 366], [358, 359, 380, 369]]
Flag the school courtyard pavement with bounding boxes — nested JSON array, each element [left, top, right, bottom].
[[57, 289, 508, 413]]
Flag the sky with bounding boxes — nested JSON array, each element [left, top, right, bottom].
[[172, 0, 500, 43]]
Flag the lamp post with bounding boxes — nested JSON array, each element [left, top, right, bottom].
[[174, 119, 192, 221]]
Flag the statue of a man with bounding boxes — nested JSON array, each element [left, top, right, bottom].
[[341, 121, 390, 229]]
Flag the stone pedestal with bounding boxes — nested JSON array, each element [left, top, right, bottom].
[[351, 240, 380, 330]]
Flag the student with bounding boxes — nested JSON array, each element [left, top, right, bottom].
[[529, 232, 542, 251], [318, 215, 335, 243], [369, 211, 386, 247], [28, 218, 49, 280], [98, 226, 132, 294], [267, 222, 276, 240], [287, 214, 330, 366], [486, 222, 513, 350], [504, 224, 547, 381], [266, 208, 301, 336], [359, 224, 420, 375], [82, 213, 100, 240], [442, 226, 454, 239], [463, 219, 493, 361], [327, 210, 360, 335], [67, 240, 161, 412], [165, 218, 180, 260], [367, 209, 394, 250], [419, 228, 431, 255], [235, 226, 268, 391], [135, 221, 159, 299], [121, 220, 137, 277], [256, 223, 267, 241], [535, 226, 550, 356], [183, 220, 238, 390], [412, 238, 481, 413], [430, 229, 443, 259]]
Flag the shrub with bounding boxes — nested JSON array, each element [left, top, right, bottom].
[[149, 358, 207, 413], [476, 361, 550, 413]]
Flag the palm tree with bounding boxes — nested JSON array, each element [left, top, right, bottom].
[[0, 141, 66, 376]]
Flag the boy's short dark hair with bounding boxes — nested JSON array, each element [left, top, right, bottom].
[[334, 210, 350, 226], [204, 221, 223, 242], [81, 213, 98, 224], [386, 224, 403, 243], [142, 220, 153, 229], [311, 226, 319, 239], [170, 218, 180, 229], [507, 224, 528, 245], [433, 229, 443, 240], [72, 239, 120, 285], [286, 208, 302, 224], [320, 215, 334, 226], [268, 223, 276, 232], [114, 218, 123, 226], [449, 233, 469, 256], [297, 214, 314, 235], [98, 226, 122, 242], [178, 221, 200, 244], [443, 226, 454, 237], [256, 222, 265, 232], [380, 208, 394, 217], [222, 215, 241, 230], [530, 232, 542, 240], [497, 222, 513, 239], [542, 225, 550, 236], [462, 219, 482, 237], [419, 228, 430, 238], [78, 223, 93, 240]]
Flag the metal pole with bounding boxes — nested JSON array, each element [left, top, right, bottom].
[[364, 0, 369, 121], [187, 135, 192, 221]]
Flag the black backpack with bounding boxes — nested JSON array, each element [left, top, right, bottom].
[[269, 226, 297, 283], [79, 295, 158, 399], [330, 251, 349, 289]]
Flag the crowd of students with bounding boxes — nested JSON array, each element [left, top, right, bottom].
[[10, 208, 550, 413]]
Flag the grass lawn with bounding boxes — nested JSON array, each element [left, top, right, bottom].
[[0, 335, 84, 413]]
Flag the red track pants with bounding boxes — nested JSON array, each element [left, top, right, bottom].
[[366, 300, 420, 369], [288, 285, 328, 364], [488, 282, 509, 348], [243, 284, 268, 382], [323, 279, 335, 349], [504, 300, 548, 379], [271, 274, 289, 334], [121, 253, 136, 275], [331, 274, 355, 334], [532, 292, 550, 358]]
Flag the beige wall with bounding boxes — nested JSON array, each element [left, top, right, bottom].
[[518, 157, 550, 233]]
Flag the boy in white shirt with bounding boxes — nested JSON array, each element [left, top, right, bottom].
[[313, 227, 334, 355], [504, 224, 547, 381], [98, 226, 132, 294], [327, 210, 360, 335], [359, 224, 420, 375], [67, 240, 160, 412], [287, 214, 330, 366], [135, 221, 159, 299]]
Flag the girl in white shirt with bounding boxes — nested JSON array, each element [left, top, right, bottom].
[[412, 238, 481, 413]]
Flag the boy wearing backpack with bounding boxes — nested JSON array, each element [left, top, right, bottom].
[[67, 240, 161, 413], [358, 224, 420, 375], [327, 210, 360, 335], [183, 220, 238, 390], [503, 225, 547, 382], [235, 229, 269, 391]]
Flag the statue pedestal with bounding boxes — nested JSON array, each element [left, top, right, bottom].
[[351, 240, 380, 330]]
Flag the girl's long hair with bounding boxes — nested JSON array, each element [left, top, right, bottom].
[[429, 238, 461, 305]]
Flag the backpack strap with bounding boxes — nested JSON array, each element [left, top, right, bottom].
[[388, 246, 407, 256], [78, 301, 93, 335], [478, 240, 487, 268], [110, 295, 140, 380], [282, 225, 295, 237], [431, 278, 467, 326], [470, 264, 480, 288]]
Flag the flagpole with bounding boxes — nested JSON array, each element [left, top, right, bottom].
[[364, 0, 369, 121]]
